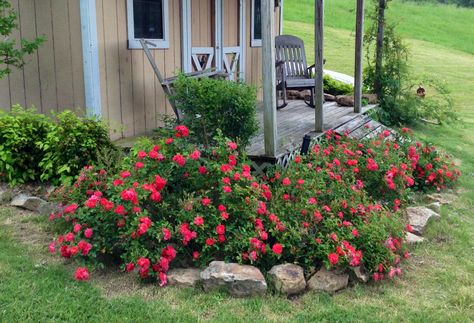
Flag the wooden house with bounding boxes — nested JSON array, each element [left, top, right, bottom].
[[0, 0, 283, 140], [1, 0, 372, 170]]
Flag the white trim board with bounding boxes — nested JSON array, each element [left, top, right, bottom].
[[80, 0, 102, 117], [181, 0, 192, 72], [127, 0, 170, 49]]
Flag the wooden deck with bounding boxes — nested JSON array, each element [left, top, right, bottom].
[[246, 100, 376, 158]]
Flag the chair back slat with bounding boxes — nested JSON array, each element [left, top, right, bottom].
[[275, 35, 308, 78]]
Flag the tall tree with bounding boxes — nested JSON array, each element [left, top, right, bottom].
[[0, 0, 44, 79]]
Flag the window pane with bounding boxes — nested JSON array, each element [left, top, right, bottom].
[[254, 0, 261, 40], [133, 0, 164, 39]]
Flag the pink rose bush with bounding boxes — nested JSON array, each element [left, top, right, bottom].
[[48, 126, 458, 284]]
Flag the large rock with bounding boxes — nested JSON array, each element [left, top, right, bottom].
[[336, 95, 354, 107], [362, 93, 378, 104], [268, 263, 306, 295], [405, 232, 425, 244], [38, 202, 61, 216], [426, 193, 457, 205], [351, 266, 369, 283], [407, 206, 441, 235], [0, 188, 13, 205], [426, 202, 441, 214], [167, 268, 202, 288], [10, 194, 47, 212], [324, 93, 336, 102], [200, 261, 267, 297], [307, 267, 349, 293]]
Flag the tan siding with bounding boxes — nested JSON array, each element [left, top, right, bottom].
[[192, 0, 212, 48], [52, 0, 75, 109], [0, 0, 84, 114], [96, 0, 182, 137], [244, 1, 281, 99], [0, 76, 10, 110], [96, 0, 109, 123], [19, 0, 42, 110], [117, 1, 135, 137], [223, 0, 239, 47], [35, 0, 58, 113], [102, 0, 122, 140], [8, 0, 26, 108], [68, 0, 86, 111]]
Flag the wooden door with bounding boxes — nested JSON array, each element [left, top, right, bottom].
[[185, 0, 244, 80], [190, 0, 215, 71], [221, 0, 243, 81]]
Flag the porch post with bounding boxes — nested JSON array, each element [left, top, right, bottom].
[[261, 0, 277, 157], [354, 0, 364, 113], [80, 0, 102, 117], [181, 0, 192, 73], [314, 0, 324, 132], [215, 0, 223, 71]]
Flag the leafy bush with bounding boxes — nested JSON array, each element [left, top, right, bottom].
[[39, 111, 118, 184], [172, 75, 259, 148], [0, 106, 53, 184], [48, 126, 458, 284], [0, 107, 117, 185], [364, 5, 458, 126], [323, 74, 353, 96]]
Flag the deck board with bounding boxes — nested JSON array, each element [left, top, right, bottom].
[[247, 100, 376, 157]]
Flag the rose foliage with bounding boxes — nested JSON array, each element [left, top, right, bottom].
[[48, 126, 459, 284]]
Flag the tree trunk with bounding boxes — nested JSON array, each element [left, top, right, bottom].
[[374, 0, 386, 97]]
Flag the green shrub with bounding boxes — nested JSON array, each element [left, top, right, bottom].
[[323, 74, 353, 95], [364, 7, 458, 126], [39, 111, 118, 184], [0, 107, 117, 185], [172, 75, 259, 148], [0, 106, 52, 184]]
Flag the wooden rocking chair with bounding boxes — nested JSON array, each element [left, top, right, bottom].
[[140, 39, 227, 123], [275, 35, 318, 109]]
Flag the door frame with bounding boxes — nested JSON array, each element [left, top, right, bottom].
[[181, 0, 246, 80]]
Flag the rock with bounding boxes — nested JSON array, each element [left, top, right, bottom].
[[268, 263, 306, 295], [426, 193, 457, 205], [336, 95, 354, 107], [405, 232, 425, 244], [362, 93, 378, 104], [200, 261, 267, 297], [38, 202, 61, 216], [351, 266, 369, 283], [426, 202, 441, 214], [307, 267, 349, 293], [10, 194, 47, 212], [324, 93, 336, 101], [167, 268, 202, 288], [0, 188, 14, 205], [407, 206, 441, 235], [286, 90, 311, 100]]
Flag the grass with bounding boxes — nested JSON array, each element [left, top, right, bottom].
[[1, 1, 474, 321], [284, 0, 474, 55]]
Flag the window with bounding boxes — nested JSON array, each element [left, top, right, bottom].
[[127, 0, 169, 49], [251, 0, 262, 47]]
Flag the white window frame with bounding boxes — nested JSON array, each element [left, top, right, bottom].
[[251, 0, 262, 47], [127, 0, 169, 49]]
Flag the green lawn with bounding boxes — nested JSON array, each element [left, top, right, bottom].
[[284, 0, 474, 55], [1, 1, 474, 322]]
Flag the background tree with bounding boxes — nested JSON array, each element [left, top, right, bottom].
[[0, 0, 44, 79]]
